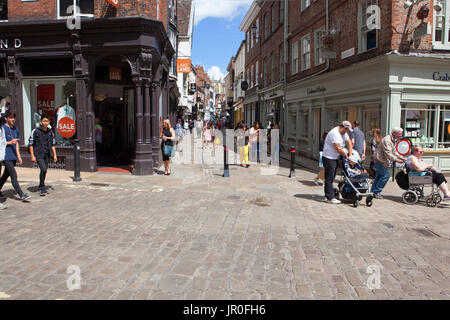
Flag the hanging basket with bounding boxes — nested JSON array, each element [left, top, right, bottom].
[[417, 5, 430, 20]]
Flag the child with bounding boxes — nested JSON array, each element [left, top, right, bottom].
[[29, 114, 57, 196], [346, 151, 367, 177]]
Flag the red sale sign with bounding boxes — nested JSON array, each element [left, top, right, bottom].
[[58, 117, 76, 138], [37, 84, 55, 125]]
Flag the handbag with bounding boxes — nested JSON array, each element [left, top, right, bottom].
[[215, 137, 220, 145], [163, 144, 174, 157]]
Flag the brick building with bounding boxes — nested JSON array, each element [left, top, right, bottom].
[[194, 65, 211, 121], [238, 0, 450, 170], [0, 0, 183, 175]]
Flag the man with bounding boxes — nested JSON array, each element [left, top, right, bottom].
[[322, 121, 354, 204], [371, 127, 406, 199], [0, 111, 31, 201], [350, 120, 366, 161]]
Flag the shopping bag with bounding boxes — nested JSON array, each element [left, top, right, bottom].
[[215, 138, 221, 145]]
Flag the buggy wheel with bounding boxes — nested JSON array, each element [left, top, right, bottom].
[[434, 193, 442, 204], [353, 200, 359, 208], [402, 191, 418, 205], [334, 188, 340, 200], [366, 196, 373, 207], [426, 197, 438, 208]]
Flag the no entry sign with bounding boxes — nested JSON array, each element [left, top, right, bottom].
[[57, 117, 76, 138], [395, 138, 412, 156]]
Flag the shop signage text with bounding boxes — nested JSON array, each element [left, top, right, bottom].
[[58, 117, 76, 138], [0, 38, 22, 49], [433, 72, 450, 81], [177, 59, 191, 73], [307, 86, 326, 94]]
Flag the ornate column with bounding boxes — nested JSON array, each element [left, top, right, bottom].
[[144, 79, 151, 145], [151, 80, 161, 167]]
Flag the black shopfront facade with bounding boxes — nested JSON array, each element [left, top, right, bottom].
[[0, 17, 178, 175]]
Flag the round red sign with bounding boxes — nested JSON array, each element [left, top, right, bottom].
[[395, 138, 411, 156], [57, 117, 76, 138]]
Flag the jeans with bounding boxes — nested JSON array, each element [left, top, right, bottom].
[[371, 162, 390, 195], [323, 157, 338, 200], [36, 155, 49, 189], [0, 160, 24, 197]]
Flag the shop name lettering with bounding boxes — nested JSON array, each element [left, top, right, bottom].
[[0, 39, 22, 49], [307, 86, 326, 94], [433, 72, 450, 81]]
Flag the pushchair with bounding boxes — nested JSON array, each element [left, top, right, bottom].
[[334, 155, 374, 207], [395, 166, 442, 207]]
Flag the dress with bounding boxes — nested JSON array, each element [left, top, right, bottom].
[[204, 128, 212, 142], [161, 128, 173, 161]]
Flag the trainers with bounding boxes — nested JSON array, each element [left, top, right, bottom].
[[328, 198, 341, 204], [39, 189, 47, 196], [0, 202, 6, 210], [373, 193, 383, 199], [442, 196, 450, 201], [20, 194, 31, 201]]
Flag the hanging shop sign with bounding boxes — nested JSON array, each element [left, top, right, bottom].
[[106, 0, 119, 8], [177, 59, 191, 73], [57, 117, 76, 138], [109, 67, 122, 81], [0, 38, 22, 50], [395, 138, 412, 156]]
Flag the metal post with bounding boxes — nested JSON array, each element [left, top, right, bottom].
[[289, 146, 296, 178], [73, 139, 82, 182], [223, 130, 230, 178], [392, 161, 396, 182]]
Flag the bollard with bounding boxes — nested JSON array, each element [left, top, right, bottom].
[[223, 134, 230, 177], [73, 139, 82, 182], [289, 146, 296, 178]]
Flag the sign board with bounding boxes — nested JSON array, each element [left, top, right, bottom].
[[37, 84, 55, 126], [177, 59, 191, 73], [109, 67, 122, 81], [57, 117, 76, 138], [321, 51, 336, 59], [395, 138, 412, 156], [341, 48, 355, 60], [106, 0, 119, 8]]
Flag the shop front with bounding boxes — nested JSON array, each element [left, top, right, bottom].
[[284, 54, 450, 170], [0, 17, 176, 175]]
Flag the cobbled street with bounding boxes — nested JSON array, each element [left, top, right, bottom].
[[0, 136, 449, 300]]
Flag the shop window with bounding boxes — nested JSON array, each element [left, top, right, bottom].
[[263, 58, 267, 87], [58, 0, 94, 19], [255, 61, 259, 86], [291, 41, 299, 75], [438, 106, 450, 149], [23, 79, 77, 147], [0, 0, 7, 21], [0, 80, 10, 118], [300, 110, 309, 139], [358, 0, 378, 53], [433, 0, 450, 49], [314, 27, 325, 66], [401, 105, 436, 149], [289, 109, 297, 136], [301, 35, 311, 71], [255, 18, 259, 44]]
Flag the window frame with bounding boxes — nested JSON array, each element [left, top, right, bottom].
[[0, 0, 7, 21], [291, 41, 299, 75], [57, 0, 94, 20], [314, 27, 326, 66], [301, 0, 311, 12], [279, 43, 284, 81], [433, 0, 450, 49], [271, 4, 276, 33], [301, 34, 311, 71], [358, 0, 378, 54]]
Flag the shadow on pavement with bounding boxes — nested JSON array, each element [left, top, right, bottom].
[[297, 180, 319, 187], [294, 193, 325, 203]]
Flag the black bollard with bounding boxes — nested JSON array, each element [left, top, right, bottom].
[[73, 139, 82, 182], [289, 146, 296, 178], [223, 133, 230, 178]]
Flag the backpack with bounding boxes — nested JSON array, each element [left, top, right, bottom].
[[0, 127, 6, 162]]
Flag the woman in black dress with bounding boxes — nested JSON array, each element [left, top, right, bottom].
[[160, 119, 176, 175]]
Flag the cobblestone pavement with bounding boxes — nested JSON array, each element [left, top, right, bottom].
[[0, 133, 449, 300]]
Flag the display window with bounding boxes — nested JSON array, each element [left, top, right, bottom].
[[401, 104, 436, 149], [0, 79, 10, 121], [438, 106, 450, 149], [23, 79, 76, 146]]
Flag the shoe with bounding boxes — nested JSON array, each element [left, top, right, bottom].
[[0, 203, 6, 210], [20, 194, 31, 201], [240, 164, 243, 167], [328, 198, 341, 204], [373, 193, 383, 199], [314, 178, 320, 186], [39, 189, 47, 196], [246, 164, 250, 168], [442, 196, 450, 201]]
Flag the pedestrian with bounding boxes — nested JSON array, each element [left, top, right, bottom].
[[371, 127, 406, 199], [175, 119, 183, 152], [0, 124, 7, 209], [189, 119, 194, 134], [350, 121, 366, 161], [95, 117, 102, 164], [237, 123, 249, 167], [203, 123, 212, 149], [270, 123, 280, 165], [370, 128, 382, 177], [160, 119, 176, 175], [211, 124, 217, 151], [314, 131, 328, 186], [0, 111, 31, 201], [28, 113, 57, 196], [183, 120, 189, 135], [322, 121, 353, 204], [196, 119, 202, 138], [249, 121, 260, 163]]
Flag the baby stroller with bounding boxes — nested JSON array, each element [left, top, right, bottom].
[[395, 166, 442, 207], [334, 152, 374, 208]]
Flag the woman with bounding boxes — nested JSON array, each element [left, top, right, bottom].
[[407, 145, 450, 201], [314, 131, 328, 186], [237, 124, 249, 167], [160, 119, 176, 175], [370, 128, 382, 177], [249, 122, 260, 162], [175, 119, 183, 152], [211, 124, 217, 150], [203, 123, 212, 149]]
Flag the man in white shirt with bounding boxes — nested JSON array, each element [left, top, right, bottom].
[[322, 121, 354, 204]]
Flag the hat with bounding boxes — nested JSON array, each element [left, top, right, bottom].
[[340, 120, 353, 132]]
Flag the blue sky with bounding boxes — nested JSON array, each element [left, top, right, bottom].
[[191, 0, 252, 80]]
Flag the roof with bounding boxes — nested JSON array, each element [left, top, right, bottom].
[[177, 0, 194, 36]]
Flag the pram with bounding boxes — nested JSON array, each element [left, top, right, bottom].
[[334, 155, 374, 207], [395, 166, 442, 207]]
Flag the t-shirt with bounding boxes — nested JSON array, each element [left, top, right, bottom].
[[351, 127, 365, 156], [323, 126, 350, 160], [3, 125, 20, 161]]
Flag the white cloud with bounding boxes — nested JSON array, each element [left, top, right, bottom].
[[194, 0, 252, 25], [207, 66, 226, 81]]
